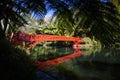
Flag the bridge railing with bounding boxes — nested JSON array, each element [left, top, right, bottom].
[[11, 32, 81, 50]]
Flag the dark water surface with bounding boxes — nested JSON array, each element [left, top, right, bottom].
[[30, 46, 120, 80]]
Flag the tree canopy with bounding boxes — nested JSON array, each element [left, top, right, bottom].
[[0, 0, 120, 47]]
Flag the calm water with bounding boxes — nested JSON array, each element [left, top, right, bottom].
[[30, 46, 120, 80]]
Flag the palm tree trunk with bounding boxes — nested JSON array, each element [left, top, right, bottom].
[[0, 18, 10, 39]]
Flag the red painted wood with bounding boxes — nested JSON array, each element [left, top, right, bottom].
[[11, 32, 81, 49]]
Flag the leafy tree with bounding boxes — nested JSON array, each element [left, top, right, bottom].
[[52, 0, 120, 47], [0, 0, 120, 46], [43, 0, 120, 47], [0, 0, 46, 38]]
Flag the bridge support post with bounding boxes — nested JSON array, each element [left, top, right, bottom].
[[73, 44, 79, 49], [72, 40, 80, 49]]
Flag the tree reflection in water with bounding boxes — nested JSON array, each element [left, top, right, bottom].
[[31, 46, 120, 80], [30, 46, 83, 80]]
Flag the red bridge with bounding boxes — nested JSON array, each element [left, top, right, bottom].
[[11, 32, 81, 49]]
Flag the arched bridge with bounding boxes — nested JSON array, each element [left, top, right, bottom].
[[12, 32, 81, 50]]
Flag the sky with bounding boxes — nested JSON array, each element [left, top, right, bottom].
[[100, 0, 109, 3], [44, 10, 54, 23]]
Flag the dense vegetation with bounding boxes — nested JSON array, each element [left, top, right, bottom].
[[0, 39, 37, 80], [0, 0, 120, 46], [0, 0, 120, 80]]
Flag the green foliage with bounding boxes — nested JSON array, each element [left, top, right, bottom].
[[0, 0, 120, 47], [70, 0, 120, 47], [0, 0, 46, 38], [38, 0, 120, 47]]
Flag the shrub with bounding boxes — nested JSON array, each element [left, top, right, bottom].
[[0, 39, 37, 80]]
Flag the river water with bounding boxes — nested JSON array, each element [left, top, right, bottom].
[[30, 46, 120, 80]]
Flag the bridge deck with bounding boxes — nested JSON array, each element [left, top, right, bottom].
[[12, 32, 81, 49]]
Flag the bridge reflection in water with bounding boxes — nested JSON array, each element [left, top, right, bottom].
[[11, 32, 83, 69], [34, 47, 83, 69]]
